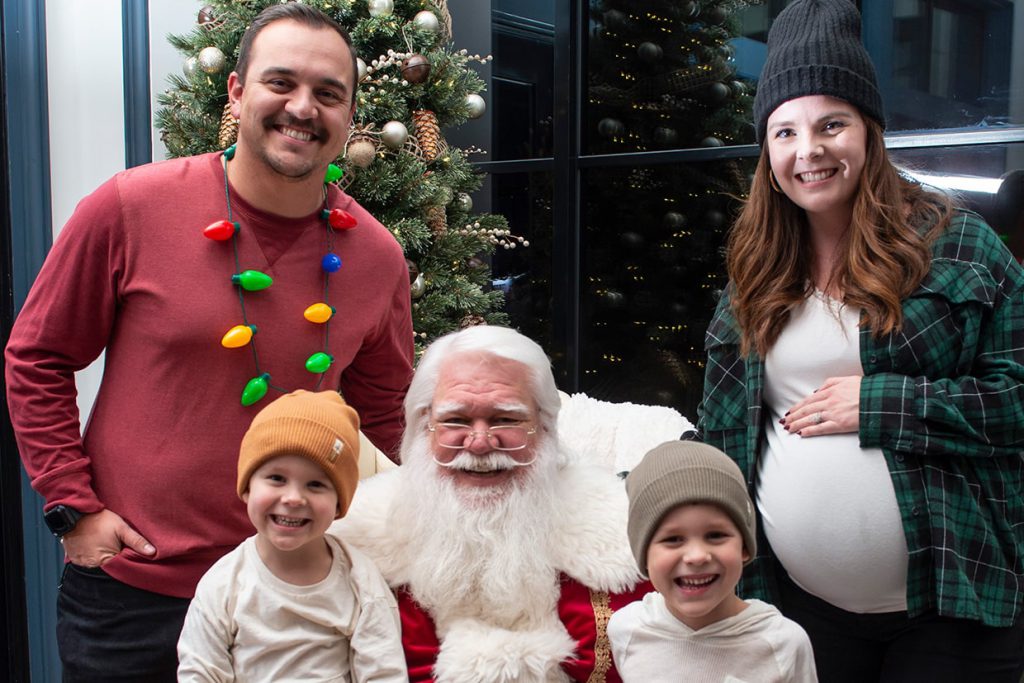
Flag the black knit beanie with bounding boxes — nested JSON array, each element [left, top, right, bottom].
[[753, 0, 884, 145]]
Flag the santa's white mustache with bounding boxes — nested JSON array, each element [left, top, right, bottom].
[[432, 450, 536, 470]]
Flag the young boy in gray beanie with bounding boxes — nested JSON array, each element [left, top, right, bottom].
[[608, 441, 816, 682]]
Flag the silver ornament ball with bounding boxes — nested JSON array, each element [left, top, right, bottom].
[[183, 56, 199, 79], [413, 10, 440, 33], [455, 192, 473, 212], [465, 93, 486, 119], [198, 46, 226, 74], [381, 121, 409, 150], [357, 58, 368, 83], [367, 0, 394, 17], [410, 273, 426, 299]]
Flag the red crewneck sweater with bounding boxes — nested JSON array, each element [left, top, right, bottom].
[[6, 153, 413, 597]]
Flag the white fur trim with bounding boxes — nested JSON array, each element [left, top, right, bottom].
[[433, 619, 575, 683], [557, 392, 694, 473]]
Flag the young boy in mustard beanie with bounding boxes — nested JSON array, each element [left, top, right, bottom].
[[177, 390, 408, 682], [608, 441, 816, 682]]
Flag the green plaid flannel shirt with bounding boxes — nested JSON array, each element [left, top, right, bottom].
[[698, 211, 1024, 626]]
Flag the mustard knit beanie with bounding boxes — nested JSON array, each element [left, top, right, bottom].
[[237, 390, 361, 518], [626, 441, 756, 575]]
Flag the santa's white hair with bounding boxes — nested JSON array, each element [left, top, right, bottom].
[[400, 325, 563, 461]]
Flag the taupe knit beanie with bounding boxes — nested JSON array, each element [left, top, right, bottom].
[[753, 0, 884, 144], [237, 390, 361, 519], [626, 441, 756, 575]]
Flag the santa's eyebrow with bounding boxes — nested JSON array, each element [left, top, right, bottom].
[[431, 401, 531, 416]]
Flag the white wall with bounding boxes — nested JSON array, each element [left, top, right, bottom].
[[44, 0, 200, 422]]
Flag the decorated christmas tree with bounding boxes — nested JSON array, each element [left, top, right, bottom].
[[581, 0, 756, 415], [156, 0, 525, 351]]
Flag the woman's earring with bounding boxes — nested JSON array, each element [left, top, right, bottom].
[[768, 170, 782, 193]]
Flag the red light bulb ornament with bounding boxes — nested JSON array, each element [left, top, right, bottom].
[[203, 219, 239, 241], [324, 208, 357, 230], [221, 324, 256, 348], [305, 352, 333, 374], [321, 253, 342, 273], [241, 373, 270, 407], [304, 303, 335, 324], [232, 270, 273, 291]]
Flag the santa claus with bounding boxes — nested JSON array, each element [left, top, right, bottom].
[[332, 325, 650, 682]]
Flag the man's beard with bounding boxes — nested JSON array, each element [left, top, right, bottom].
[[392, 434, 564, 629]]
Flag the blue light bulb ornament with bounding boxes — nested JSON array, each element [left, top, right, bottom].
[[321, 253, 342, 273]]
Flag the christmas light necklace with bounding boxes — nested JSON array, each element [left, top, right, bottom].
[[204, 145, 356, 407]]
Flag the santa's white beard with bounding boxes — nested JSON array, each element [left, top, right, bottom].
[[393, 435, 564, 630]]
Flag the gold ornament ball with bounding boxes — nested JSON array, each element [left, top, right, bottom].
[[401, 54, 431, 85], [413, 10, 441, 33], [198, 46, 226, 74], [410, 273, 426, 299], [367, 0, 394, 17], [346, 139, 377, 169], [455, 192, 473, 212], [465, 93, 486, 119], [381, 121, 409, 150]]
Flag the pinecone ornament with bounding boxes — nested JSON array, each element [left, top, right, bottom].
[[218, 103, 238, 148], [413, 109, 442, 162], [459, 314, 487, 329], [426, 204, 447, 235]]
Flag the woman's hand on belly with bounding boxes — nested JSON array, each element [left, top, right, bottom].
[[780, 375, 861, 437]]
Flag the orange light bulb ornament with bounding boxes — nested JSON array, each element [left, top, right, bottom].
[[221, 324, 257, 348], [303, 303, 335, 324]]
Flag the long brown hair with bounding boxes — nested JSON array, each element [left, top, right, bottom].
[[726, 119, 952, 357]]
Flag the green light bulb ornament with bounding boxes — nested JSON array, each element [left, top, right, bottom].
[[232, 270, 273, 291], [305, 352, 333, 374], [324, 163, 343, 184], [241, 373, 270, 406]]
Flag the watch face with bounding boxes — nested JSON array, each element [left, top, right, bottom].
[[44, 505, 80, 536]]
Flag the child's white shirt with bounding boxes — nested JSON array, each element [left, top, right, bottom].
[[608, 593, 817, 683], [177, 534, 408, 683]]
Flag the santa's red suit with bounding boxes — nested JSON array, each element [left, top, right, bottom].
[[333, 461, 651, 682]]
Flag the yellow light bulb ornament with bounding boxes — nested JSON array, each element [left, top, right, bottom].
[[221, 324, 257, 348], [303, 303, 335, 324]]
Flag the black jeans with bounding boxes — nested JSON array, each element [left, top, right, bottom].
[[777, 570, 1024, 682], [57, 563, 190, 683]]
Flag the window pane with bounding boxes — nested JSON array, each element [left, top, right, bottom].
[[446, 0, 555, 160], [478, 172, 555, 352], [580, 160, 754, 419], [891, 142, 1024, 259], [733, 0, 1022, 132], [585, 1, 757, 154]]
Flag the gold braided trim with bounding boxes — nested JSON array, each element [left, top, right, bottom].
[[586, 588, 613, 683]]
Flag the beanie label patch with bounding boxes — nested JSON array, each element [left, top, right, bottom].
[[330, 438, 343, 463]]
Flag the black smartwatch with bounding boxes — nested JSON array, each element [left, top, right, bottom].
[[43, 505, 82, 537]]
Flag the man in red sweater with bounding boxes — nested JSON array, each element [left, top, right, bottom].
[[4, 5, 412, 681], [333, 326, 650, 682]]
